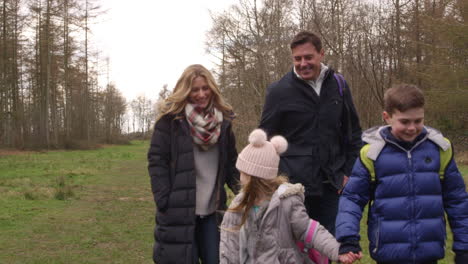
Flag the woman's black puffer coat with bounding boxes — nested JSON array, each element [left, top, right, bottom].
[[148, 114, 239, 264]]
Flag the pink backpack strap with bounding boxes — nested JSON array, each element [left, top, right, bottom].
[[305, 219, 318, 243], [304, 220, 329, 264]]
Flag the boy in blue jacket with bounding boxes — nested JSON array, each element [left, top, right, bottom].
[[335, 84, 468, 264]]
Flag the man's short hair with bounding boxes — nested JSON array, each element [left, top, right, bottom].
[[384, 84, 425, 115], [290, 31, 322, 52]]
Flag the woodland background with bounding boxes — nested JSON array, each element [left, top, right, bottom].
[[0, 0, 467, 150], [203, 0, 468, 148]]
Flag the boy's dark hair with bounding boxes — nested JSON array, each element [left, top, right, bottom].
[[290, 31, 322, 52], [384, 84, 425, 115]]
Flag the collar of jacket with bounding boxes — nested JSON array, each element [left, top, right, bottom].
[[230, 183, 305, 215], [362, 125, 450, 160]]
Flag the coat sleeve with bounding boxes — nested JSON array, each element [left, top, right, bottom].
[[259, 83, 282, 136], [219, 209, 241, 263], [310, 223, 341, 261], [442, 154, 468, 252], [288, 195, 340, 261], [342, 82, 362, 176], [335, 158, 370, 244], [225, 123, 240, 194], [147, 117, 172, 212]]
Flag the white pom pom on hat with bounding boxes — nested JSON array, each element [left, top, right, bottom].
[[248, 129, 267, 147], [236, 129, 288, 180], [271, 135, 288, 154]]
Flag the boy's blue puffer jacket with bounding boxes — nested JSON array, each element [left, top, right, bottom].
[[336, 126, 468, 264]]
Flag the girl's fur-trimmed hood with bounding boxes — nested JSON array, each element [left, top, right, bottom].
[[229, 183, 305, 209], [277, 183, 305, 200]]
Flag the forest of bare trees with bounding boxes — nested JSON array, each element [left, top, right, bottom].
[[206, 0, 467, 147], [0, 0, 128, 149], [2, 0, 466, 150]]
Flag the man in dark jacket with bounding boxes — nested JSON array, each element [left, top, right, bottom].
[[259, 31, 362, 235]]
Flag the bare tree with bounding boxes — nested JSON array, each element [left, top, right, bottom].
[[207, 0, 468, 145], [0, 0, 129, 149]]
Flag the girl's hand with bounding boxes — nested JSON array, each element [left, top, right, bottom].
[[338, 251, 363, 264]]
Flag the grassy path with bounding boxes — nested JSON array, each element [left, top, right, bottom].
[[0, 141, 155, 264]]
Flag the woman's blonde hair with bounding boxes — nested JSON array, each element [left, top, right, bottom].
[[156, 64, 233, 121], [229, 175, 288, 229]]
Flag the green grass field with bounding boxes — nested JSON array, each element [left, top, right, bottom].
[[0, 141, 154, 264], [0, 142, 466, 263]]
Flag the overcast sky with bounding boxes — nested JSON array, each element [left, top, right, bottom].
[[92, 0, 236, 101]]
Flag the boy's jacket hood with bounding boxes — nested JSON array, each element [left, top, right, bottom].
[[362, 125, 450, 161]]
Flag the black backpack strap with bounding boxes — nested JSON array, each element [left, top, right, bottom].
[[334, 73, 345, 96], [334, 73, 352, 144]]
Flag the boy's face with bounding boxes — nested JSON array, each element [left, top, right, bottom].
[[383, 107, 425, 142]]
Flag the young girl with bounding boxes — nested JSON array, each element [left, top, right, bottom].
[[219, 129, 361, 264]]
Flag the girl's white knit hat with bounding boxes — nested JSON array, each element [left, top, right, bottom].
[[236, 129, 288, 179]]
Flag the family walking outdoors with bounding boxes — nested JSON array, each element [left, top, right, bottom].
[[147, 31, 468, 264]]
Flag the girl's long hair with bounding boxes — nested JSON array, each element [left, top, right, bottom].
[[229, 175, 288, 229], [156, 64, 233, 122]]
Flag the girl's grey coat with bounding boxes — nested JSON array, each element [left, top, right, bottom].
[[220, 183, 340, 264]]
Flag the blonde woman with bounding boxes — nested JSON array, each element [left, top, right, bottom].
[[148, 64, 239, 264]]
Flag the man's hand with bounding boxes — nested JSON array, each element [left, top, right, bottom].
[[338, 175, 349, 194]]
